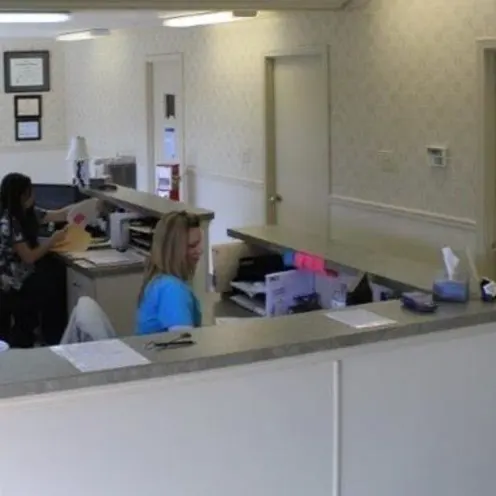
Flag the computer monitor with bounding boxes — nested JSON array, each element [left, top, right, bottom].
[[33, 184, 87, 210]]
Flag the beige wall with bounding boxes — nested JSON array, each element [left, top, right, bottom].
[[61, 1, 496, 243], [0, 39, 68, 182]]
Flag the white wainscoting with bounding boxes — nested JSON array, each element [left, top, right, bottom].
[[329, 194, 477, 252], [184, 168, 477, 259], [0, 354, 335, 496], [185, 167, 265, 247], [0, 145, 70, 184]]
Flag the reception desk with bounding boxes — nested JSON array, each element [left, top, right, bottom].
[[1, 221, 496, 496]]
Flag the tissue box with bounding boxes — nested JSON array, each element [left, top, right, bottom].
[[432, 278, 469, 303]]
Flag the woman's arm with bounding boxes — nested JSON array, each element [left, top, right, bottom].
[[13, 228, 67, 264], [43, 206, 70, 223], [43, 198, 102, 224], [157, 280, 196, 331]]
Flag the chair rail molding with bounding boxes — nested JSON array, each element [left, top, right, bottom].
[[329, 194, 475, 230], [186, 166, 264, 189]]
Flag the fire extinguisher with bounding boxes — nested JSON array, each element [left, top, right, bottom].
[[170, 164, 180, 201]]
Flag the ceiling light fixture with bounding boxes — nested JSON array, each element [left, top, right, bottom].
[[56, 29, 110, 42], [0, 12, 70, 23], [163, 10, 258, 28]]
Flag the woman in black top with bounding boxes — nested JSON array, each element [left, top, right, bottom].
[[0, 173, 70, 347]]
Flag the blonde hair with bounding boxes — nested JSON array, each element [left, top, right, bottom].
[[138, 211, 200, 302]]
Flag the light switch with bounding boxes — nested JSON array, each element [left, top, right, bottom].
[[427, 146, 448, 167]]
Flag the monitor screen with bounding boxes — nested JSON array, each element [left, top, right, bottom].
[[33, 184, 87, 210]]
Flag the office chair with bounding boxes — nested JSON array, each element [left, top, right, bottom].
[[61, 296, 117, 344]]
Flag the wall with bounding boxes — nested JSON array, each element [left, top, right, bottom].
[[63, 1, 496, 247], [2, 321, 496, 495], [0, 40, 69, 183]]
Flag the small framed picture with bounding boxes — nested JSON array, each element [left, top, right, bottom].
[[3, 51, 50, 93], [15, 119, 42, 142], [14, 95, 42, 118]]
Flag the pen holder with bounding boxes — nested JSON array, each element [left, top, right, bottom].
[[432, 272, 469, 303]]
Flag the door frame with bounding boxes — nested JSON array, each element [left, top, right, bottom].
[[263, 44, 331, 238], [477, 39, 496, 277], [145, 52, 186, 197]]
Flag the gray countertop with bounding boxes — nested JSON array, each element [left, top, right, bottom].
[[83, 185, 215, 221], [0, 298, 495, 400], [227, 225, 442, 292], [0, 223, 493, 402]]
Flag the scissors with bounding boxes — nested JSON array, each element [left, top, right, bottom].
[[145, 332, 195, 351]]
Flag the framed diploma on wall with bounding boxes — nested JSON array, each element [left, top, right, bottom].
[[15, 119, 42, 142], [14, 95, 42, 118], [3, 51, 50, 93]]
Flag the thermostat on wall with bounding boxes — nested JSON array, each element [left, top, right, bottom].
[[427, 146, 448, 167]]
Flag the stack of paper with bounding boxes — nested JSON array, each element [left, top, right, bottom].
[[325, 309, 396, 329], [81, 250, 144, 266], [51, 340, 150, 373]]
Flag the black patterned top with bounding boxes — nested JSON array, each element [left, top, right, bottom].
[[0, 208, 45, 291]]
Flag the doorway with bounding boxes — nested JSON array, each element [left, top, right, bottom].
[[146, 53, 185, 196], [477, 40, 496, 278], [264, 45, 331, 238]]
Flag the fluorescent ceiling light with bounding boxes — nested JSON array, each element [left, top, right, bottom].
[[56, 29, 110, 42], [0, 12, 70, 23], [163, 11, 257, 28]]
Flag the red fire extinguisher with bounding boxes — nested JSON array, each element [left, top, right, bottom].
[[156, 163, 180, 201]]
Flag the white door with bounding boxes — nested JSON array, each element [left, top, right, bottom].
[[151, 55, 184, 196], [270, 52, 329, 237]]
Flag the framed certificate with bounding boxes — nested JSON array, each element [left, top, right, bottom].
[[15, 119, 42, 142], [14, 95, 42, 118], [3, 51, 50, 93]]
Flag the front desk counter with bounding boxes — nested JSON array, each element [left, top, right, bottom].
[[2, 224, 496, 496], [0, 298, 495, 400], [22, 221, 492, 401]]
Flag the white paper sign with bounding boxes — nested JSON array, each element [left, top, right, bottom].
[[51, 340, 150, 373]]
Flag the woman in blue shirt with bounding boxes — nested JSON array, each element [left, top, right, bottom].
[[136, 211, 203, 335]]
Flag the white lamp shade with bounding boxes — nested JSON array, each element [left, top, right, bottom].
[[66, 136, 89, 161]]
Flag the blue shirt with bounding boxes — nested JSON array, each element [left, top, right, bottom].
[[136, 275, 201, 335]]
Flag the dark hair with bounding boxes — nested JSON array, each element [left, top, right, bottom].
[[0, 173, 37, 247]]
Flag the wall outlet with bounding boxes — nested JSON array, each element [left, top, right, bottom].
[[427, 146, 448, 167], [378, 150, 396, 173]]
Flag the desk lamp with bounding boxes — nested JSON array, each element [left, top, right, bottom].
[[67, 136, 90, 188]]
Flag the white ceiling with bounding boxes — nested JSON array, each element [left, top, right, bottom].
[[0, 10, 194, 39]]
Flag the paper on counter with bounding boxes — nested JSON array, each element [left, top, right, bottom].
[[325, 309, 396, 329], [51, 340, 150, 373], [80, 250, 145, 266], [50, 224, 91, 253]]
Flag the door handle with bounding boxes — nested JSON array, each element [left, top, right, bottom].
[[268, 194, 282, 203]]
